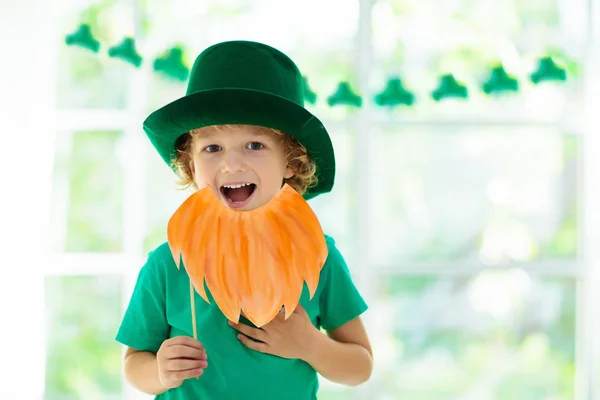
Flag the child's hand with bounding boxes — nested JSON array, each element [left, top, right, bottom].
[[228, 304, 319, 360], [156, 336, 208, 389]]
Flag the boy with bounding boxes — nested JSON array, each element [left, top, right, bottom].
[[116, 40, 372, 399]]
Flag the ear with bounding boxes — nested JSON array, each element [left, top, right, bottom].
[[188, 159, 196, 180], [284, 165, 294, 179]]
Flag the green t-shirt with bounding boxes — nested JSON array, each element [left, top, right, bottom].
[[115, 234, 368, 400]]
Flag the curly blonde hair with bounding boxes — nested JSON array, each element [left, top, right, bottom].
[[171, 124, 318, 195]]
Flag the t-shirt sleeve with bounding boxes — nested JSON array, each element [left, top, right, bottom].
[[318, 237, 368, 331], [115, 247, 170, 353]]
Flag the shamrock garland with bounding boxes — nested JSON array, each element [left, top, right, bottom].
[[66, 23, 569, 108]]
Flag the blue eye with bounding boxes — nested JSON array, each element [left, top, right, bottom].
[[205, 145, 221, 153], [247, 142, 264, 150]]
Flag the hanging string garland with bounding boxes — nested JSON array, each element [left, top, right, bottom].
[[65, 24, 100, 53], [65, 23, 570, 108], [108, 37, 143, 67], [375, 78, 415, 107], [482, 65, 519, 94], [327, 82, 362, 107], [431, 74, 468, 101], [531, 57, 567, 83], [302, 77, 318, 105], [153, 47, 190, 82]]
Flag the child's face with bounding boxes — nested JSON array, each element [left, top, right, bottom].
[[189, 125, 294, 210]]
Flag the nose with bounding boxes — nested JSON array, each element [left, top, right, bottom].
[[220, 149, 246, 174]]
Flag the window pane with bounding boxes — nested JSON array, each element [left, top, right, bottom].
[[58, 0, 136, 109], [50, 130, 124, 252], [373, 272, 575, 398], [370, 127, 579, 264], [45, 275, 123, 399]]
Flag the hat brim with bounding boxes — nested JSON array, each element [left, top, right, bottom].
[[143, 88, 335, 200]]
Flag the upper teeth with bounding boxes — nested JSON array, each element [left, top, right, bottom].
[[223, 183, 252, 189]]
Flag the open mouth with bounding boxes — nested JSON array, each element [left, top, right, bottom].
[[220, 183, 257, 209]]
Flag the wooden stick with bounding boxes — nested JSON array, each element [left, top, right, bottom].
[[190, 279, 198, 340], [190, 280, 199, 380]]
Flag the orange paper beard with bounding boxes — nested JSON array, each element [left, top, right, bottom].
[[167, 183, 328, 327]]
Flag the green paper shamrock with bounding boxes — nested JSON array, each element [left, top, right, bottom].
[[153, 47, 189, 82], [327, 82, 362, 107], [108, 37, 142, 67], [431, 74, 468, 101], [482, 65, 519, 94], [65, 24, 100, 53], [530, 57, 566, 84], [303, 77, 317, 104], [375, 78, 415, 106]]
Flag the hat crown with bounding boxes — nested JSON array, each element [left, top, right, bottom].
[[187, 41, 305, 107]]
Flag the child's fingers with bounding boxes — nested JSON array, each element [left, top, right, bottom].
[[167, 358, 208, 372], [166, 345, 207, 360], [167, 335, 205, 350], [229, 321, 267, 342], [168, 367, 205, 382]]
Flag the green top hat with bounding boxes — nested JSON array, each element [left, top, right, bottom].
[[143, 40, 335, 200]]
